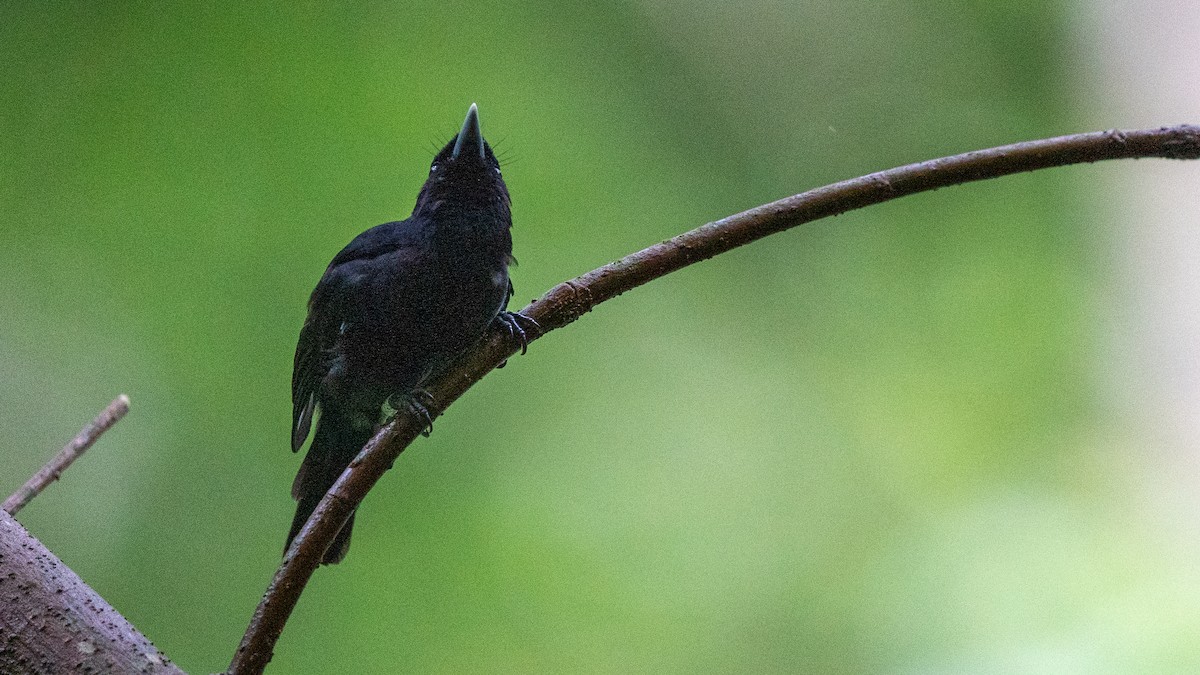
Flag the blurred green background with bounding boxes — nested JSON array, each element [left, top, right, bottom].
[[3, 1, 1199, 673]]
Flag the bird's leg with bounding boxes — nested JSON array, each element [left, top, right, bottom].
[[494, 311, 541, 356], [387, 389, 436, 437]]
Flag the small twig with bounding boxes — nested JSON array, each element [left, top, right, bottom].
[[229, 124, 1200, 675], [3, 395, 131, 515]]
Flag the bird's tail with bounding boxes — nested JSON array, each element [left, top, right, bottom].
[[286, 412, 373, 564]]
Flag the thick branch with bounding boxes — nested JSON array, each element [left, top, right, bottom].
[[0, 509, 183, 674], [229, 124, 1200, 674], [4, 395, 130, 516]]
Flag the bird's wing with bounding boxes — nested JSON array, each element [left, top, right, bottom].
[[329, 219, 423, 268], [291, 220, 426, 451], [291, 275, 339, 452]]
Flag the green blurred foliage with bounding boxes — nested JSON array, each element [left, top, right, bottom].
[[2, 1, 1195, 673]]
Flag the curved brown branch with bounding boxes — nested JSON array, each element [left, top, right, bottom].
[[229, 124, 1200, 674]]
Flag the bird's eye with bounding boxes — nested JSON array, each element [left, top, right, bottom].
[[430, 163, 440, 173]]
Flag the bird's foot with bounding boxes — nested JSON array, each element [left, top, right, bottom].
[[495, 311, 541, 356], [388, 389, 436, 437]]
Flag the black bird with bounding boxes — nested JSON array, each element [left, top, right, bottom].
[[287, 104, 523, 564]]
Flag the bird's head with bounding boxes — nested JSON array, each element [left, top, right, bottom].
[[413, 103, 510, 219]]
